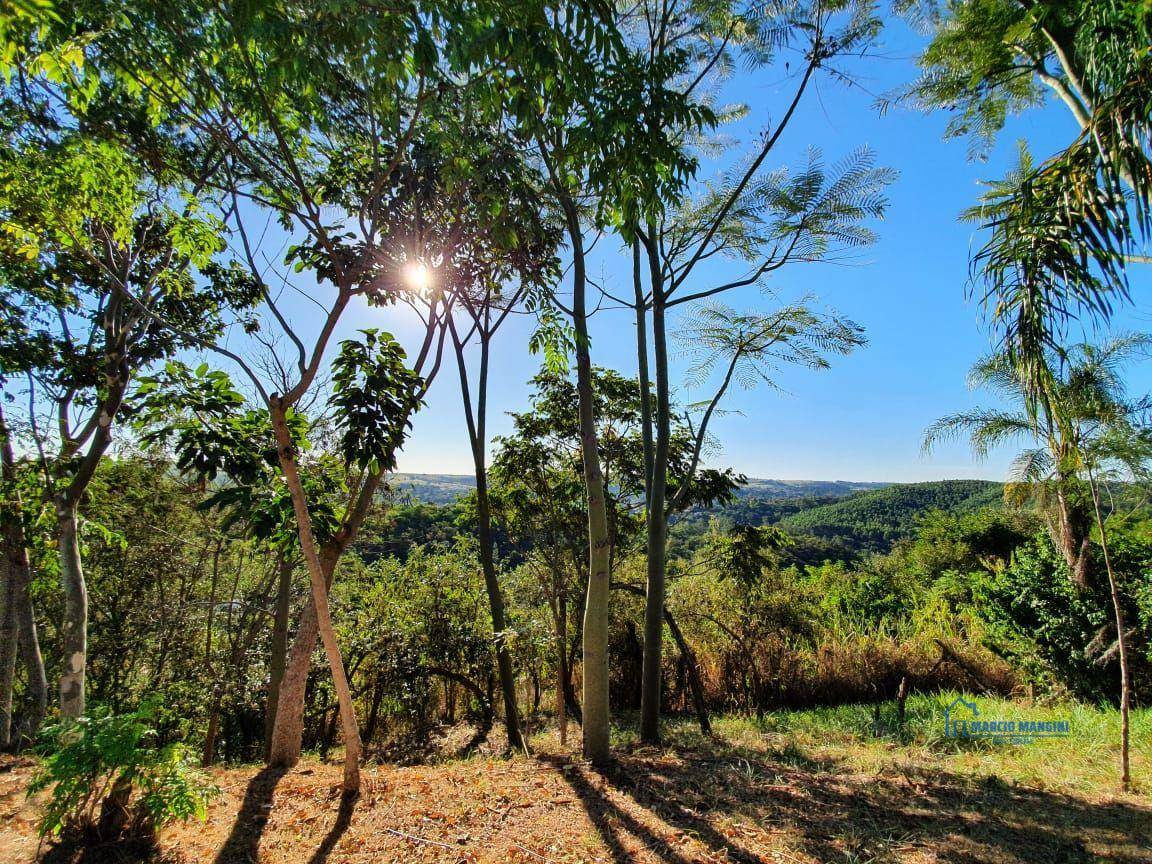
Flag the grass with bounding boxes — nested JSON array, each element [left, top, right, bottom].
[[656, 692, 1151, 799]]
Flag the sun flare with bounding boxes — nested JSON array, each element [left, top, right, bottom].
[[402, 260, 433, 294]]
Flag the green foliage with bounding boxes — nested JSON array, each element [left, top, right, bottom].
[[678, 299, 867, 394], [136, 362, 273, 486], [331, 330, 424, 473], [358, 501, 470, 563], [28, 703, 217, 838], [975, 535, 1111, 695], [60, 459, 275, 754], [337, 541, 498, 738], [134, 361, 351, 549], [493, 366, 741, 529]]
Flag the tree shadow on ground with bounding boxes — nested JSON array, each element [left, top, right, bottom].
[[304, 790, 358, 864], [211, 764, 288, 864], [540, 750, 770, 864], [543, 739, 1152, 864], [39, 835, 173, 864]]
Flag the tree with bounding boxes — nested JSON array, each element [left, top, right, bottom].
[[430, 111, 563, 754], [0, 405, 47, 746], [925, 336, 1151, 790], [0, 91, 246, 719], [31, 0, 638, 785], [515, 2, 717, 763], [133, 314, 433, 793], [629, 1, 888, 734], [489, 366, 739, 737], [610, 0, 888, 742], [924, 347, 1114, 585], [1058, 344, 1152, 792], [906, 0, 1152, 375]]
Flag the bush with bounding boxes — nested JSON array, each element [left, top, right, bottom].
[[28, 704, 218, 840]]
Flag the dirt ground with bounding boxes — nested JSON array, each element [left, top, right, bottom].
[[2, 732, 1150, 864]]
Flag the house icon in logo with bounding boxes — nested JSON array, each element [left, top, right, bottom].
[[944, 696, 979, 738]]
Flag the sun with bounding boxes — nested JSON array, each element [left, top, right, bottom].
[[402, 260, 433, 294]]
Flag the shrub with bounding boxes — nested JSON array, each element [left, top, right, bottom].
[[28, 704, 218, 840]]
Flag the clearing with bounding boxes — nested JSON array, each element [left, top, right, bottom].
[[2, 699, 1149, 863]]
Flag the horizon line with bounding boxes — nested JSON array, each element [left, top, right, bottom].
[[390, 472, 1008, 485]]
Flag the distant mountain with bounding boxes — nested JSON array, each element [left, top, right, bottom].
[[386, 474, 1009, 559], [779, 479, 1005, 552], [737, 478, 888, 499], [388, 473, 476, 505], [388, 474, 888, 506]]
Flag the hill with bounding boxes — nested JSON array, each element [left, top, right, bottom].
[[736, 478, 888, 499], [389, 474, 887, 506], [386, 475, 1011, 557], [779, 479, 1005, 552], [388, 473, 477, 505]]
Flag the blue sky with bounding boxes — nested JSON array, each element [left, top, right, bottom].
[[224, 16, 1152, 483]]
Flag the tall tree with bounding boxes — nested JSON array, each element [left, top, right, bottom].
[[0, 405, 47, 746], [518, 3, 715, 762], [622, 0, 887, 741], [417, 110, 563, 753], [0, 107, 243, 718], [489, 367, 741, 736]]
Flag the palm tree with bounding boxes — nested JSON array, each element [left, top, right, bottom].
[[911, 0, 1152, 373], [925, 346, 1092, 586], [925, 335, 1151, 791], [1064, 352, 1152, 793]]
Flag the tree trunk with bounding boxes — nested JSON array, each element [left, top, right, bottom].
[[633, 240, 655, 505], [1088, 473, 1131, 792], [16, 593, 47, 742], [267, 465, 386, 769], [1054, 481, 1091, 587], [363, 674, 385, 745], [557, 580, 568, 746], [264, 554, 293, 760], [452, 324, 524, 752], [268, 554, 332, 767], [640, 252, 670, 743], [474, 471, 524, 751], [1, 389, 42, 747], [202, 685, 224, 766], [566, 204, 612, 765], [1, 481, 45, 744], [269, 404, 360, 792], [0, 553, 16, 748], [57, 497, 86, 719]]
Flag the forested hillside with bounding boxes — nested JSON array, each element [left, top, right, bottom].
[[735, 479, 887, 499], [392, 474, 885, 506], [389, 475, 1019, 558], [779, 480, 1005, 551]]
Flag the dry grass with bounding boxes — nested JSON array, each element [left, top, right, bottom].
[[1, 696, 1149, 863]]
